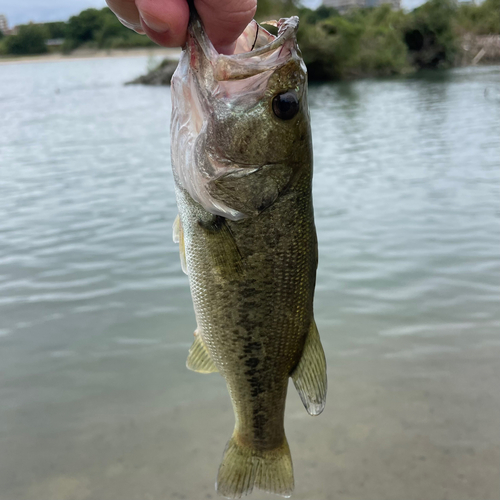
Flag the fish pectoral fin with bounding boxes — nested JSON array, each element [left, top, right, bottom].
[[173, 214, 188, 275], [291, 319, 327, 416], [186, 331, 218, 374], [199, 215, 243, 278]]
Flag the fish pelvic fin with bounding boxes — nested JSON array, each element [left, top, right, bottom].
[[216, 432, 294, 499], [173, 214, 188, 275], [186, 331, 218, 374], [291, 319, 327, 416]]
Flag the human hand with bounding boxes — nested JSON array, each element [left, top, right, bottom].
[[106, 0, 257, 54]]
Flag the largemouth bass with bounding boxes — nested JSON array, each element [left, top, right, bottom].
[[170, 13, 327, 499]]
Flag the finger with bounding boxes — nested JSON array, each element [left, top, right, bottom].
[[136, 0, 189, 47], [195, 0, 257, 54], [106, 0, 144, 33]]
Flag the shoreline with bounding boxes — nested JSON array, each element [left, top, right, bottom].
[[1, 44, 498, 80], [0, 46, 181, 65]]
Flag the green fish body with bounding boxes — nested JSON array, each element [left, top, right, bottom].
[[170, 15, 326, 499]]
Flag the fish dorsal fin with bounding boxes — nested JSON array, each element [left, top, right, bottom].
[[173, 214, 188, 275], [187, 331, 218, 374], [291, 319, 327, 416]]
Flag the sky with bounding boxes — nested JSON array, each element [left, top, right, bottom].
[[0, 0, 426, 28]]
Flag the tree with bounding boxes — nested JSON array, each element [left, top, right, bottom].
[[45, 21, 67, 39], [66, 8, 102, 45], [456, 0, 500, 35], [404, 0, 459, 68], [62, 7, 155, 52], [5, 24, 48, 55], [255, 0, 298, 20]]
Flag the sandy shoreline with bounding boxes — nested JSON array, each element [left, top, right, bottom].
[[0, 46, 181, 65]]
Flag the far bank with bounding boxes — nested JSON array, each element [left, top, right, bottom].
[[0, 46, 180, 66]]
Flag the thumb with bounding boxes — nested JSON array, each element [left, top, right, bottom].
[[194, 0, 257, 54]]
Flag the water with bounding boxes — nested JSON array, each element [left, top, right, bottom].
[[0, 58, 499, 500]]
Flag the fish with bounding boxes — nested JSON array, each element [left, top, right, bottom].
[[170, 12, 327, 499]]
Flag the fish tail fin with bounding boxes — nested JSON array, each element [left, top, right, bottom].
[[216, 432, 294, 499]]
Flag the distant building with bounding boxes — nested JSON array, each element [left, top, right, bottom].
[[323, 0, 400, 13], [46, 39, 64, 47], [0, 14, 8, 34]]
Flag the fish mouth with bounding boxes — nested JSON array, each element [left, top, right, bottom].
[[171, 15, 304, 221], [188, 16, 300, 81]]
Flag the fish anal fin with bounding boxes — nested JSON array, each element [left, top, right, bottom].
[[291, 319, 327, 416], [173, 214, 188, 275], [186, 331, 218, 374], [217, 432, 293, 499]]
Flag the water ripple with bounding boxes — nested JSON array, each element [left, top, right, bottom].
[[0, 62, 499, 476]]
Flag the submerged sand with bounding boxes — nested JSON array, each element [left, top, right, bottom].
[[2, 337, 498, 500]]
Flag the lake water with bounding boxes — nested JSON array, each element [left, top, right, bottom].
[[0, 57, 499, 500]]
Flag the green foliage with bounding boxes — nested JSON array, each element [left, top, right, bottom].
[[456, 0, 500, 35], [351, 7, 410, 76], [298, 4, 410, 80], [44, 21, 67, 39], [2, 0, 498, 77], [301, 5, 339, 24], [66, 8, 102, 44], [295, 0, 500, 80], [297, 22, 341, 80], [4, 24, 48, 55], [63, 7, 155, 52], [255, 0, 299, 20], [403, 0, 458, 68]]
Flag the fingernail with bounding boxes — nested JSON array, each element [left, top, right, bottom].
[[139, 11, 169, 34], [117, 16, 144, 34]]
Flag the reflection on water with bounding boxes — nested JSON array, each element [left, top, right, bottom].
[[0, 59, 499, 500]]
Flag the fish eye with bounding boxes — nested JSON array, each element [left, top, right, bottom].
[[272, 91, 299, 121]]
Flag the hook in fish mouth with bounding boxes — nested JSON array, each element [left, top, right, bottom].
[[188, 16, 300, 81]]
